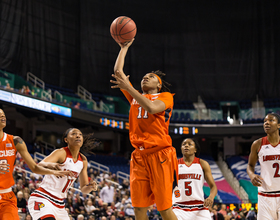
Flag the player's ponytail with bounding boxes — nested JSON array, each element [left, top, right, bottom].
[[152, 70, 171, 93], [81, 133, 101, 155]]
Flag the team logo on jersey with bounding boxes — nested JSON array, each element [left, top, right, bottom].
[[34, 201, 45, 210], [265, 146, 269, 149], [6, 143, 12, 148], [174, 189, 181, 198], [179, 165, 184, 168]]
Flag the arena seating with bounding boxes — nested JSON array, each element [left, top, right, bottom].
[[87, 154, 130, 175], [226, 155, 259, 203]]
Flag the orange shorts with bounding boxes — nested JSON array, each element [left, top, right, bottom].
[[130, 146, 178, 211], [0, 191, 20, 220]]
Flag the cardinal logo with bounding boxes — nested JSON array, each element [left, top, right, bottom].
[[34, 201, 45, 210]]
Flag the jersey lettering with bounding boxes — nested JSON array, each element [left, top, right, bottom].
[[178, 173, 201, 180], [0, 149, 15, 157], [263, 155, 280, 161]]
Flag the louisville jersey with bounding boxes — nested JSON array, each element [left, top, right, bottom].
[[0, 133, 17, 189], [258, 136, 280, 192], [173, 157, 205, 205], [122, 90, 173, 149], [33, 147, 84, 200]]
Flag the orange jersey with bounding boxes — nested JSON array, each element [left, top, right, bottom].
[[0, 133, 16, 189], [122, 90, 174, 149]]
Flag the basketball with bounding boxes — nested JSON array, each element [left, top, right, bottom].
[[110, 16, 137, 44]]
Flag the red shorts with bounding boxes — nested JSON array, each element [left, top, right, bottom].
[[0, 191, 20, 220], [130, 146, 178, 211]]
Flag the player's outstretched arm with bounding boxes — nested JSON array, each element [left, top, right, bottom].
[[201, 159, 217, 208], [114, 39, 134, 77], [247, 139, 263, 187], [79, 154, 98, 194], [112, 39, 135, 103], [14, 136, 72, 177]]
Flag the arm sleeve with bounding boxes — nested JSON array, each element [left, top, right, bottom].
[[157, 92, 174, 110]]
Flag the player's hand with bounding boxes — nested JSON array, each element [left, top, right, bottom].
[[46, 162, 64, 170], [204, 197, 213, 208], [250, 174, 263, 187], [111, 71, 131, 90], [54, 170, 75, 179], [0, 162, 9, 174], [87, 180, 98, 191], [118, 38, 134, 49]]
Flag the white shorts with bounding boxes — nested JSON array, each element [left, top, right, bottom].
[[28, 195, 70, 220], [173, 208, 212, 220], [258, 192, 280, 220]]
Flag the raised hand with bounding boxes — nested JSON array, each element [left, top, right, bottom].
[[110, 71, 131, 91], [118, 38, 135, 49]]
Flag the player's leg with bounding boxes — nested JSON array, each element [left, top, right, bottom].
[[28, 195, 60, 220], [130, 150, 155, 209], [196, 209, 212, 219], [159, 207, 178, 220], [276, 196, 280, 220], [0, 191, 20, 220], [38, 216, 55, 220], [257, 194, 277, 220], [134, 207, 149, 220], [172, 208, 193, 220], [149, 146, 178, 220], [0, 206, 20, 220]]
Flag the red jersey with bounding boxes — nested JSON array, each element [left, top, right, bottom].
[[122, 90, 173, 149], [0, 133, 17, 189]]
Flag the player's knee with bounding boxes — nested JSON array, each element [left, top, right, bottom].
[[134, 206, 149, 213], [159, 206, 173, 215]]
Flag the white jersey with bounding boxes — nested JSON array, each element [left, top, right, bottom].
[[258, 136, 280, 193], [30, 147, 84, 208], [173, 157, 209, 213]]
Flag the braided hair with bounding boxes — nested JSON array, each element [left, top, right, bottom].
[[62, 128, 100, 155], [151, 70, 172, 93]]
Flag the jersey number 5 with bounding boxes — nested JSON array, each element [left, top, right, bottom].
[[174, 181, 192, 198]]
